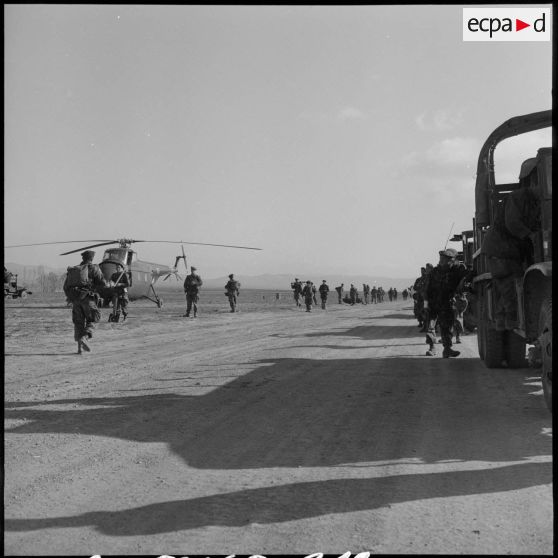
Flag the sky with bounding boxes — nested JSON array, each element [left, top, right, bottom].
[[4, 4, 553, 279]]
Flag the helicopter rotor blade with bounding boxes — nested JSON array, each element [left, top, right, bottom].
[[60, 241, 121, 256], [147, 240, 262, 250], [5, 240, 115, 249]]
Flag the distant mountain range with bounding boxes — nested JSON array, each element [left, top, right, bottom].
[[5, 264, 415, 291]]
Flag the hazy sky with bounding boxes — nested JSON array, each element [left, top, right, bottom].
[[4, 5, 553, 278]]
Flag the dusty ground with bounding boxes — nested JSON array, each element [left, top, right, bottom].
[[4, 291, 553, 555]]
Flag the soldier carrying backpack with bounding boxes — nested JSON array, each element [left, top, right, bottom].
[[63, 250, 109, 354]]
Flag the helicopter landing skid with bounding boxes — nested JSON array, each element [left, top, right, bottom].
[[143, 284, 163, 308]]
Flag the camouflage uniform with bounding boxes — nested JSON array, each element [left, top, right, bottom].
[[424, 249, 470, 357], [349, 284, 357, 305], [291, 279, 303, 307], [335, 284, 344, 304], [413, 270, 427, 327], [301, 281, 314, 312], [63, 251, 109, 353], [110, 267, 131, 321], [184, 268, 203, 317], [318, 281, 330, 309], [225, 274, 240, 313]]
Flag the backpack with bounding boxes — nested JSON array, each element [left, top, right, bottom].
[[65, 264, 90, 288]]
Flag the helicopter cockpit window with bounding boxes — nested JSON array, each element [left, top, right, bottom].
[[103, 248, 128, 265]]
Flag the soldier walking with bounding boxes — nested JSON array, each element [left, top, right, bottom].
[[335, 283, 344, 304], [291, 278, 303, 307], [318, 280, 330, 309], [63, 250, 110, 354], [109, 263, 131, 322], [363, 284, 370, 304], [302, 280, 314, 312], [424, 248, 471, 357], [184, 266, 203, 317], [349, 284, 357, 305], [311, 282, 318, 306], [225, 273, 240, 313]]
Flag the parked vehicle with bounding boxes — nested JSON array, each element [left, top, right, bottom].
[[470, 110, 552, 411]]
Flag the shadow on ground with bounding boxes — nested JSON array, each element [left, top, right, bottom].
[[5, 461, 550, 535], [6, 357, 549, 469]]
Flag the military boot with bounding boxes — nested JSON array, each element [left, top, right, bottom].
[[80, 336, 91, 352], [425, 344, 437, 356], [443, 347, 460, 358]]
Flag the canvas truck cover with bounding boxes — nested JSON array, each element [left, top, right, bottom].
[[475, 110, 552, 227]]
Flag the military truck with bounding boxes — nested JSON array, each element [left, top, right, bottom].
[[471, 110, 552, 411]]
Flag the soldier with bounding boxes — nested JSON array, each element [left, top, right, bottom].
[[393, 287, 398, 301], [349, 284, 357, 305], [371, 285, 378, 304], [183, 266, 203, 318], [377, 286, 384, 303], [63, 250, 110, 354], [423, 248, 471, 357], [413, 266, 432, 330], [311, 282, 318, 306], [335, 283, 344, 304], [318, 279, 330, 309], [301, 280, 314, 312], [225, 273, 240, 313], [109, 263, 131, 322], [291, 278, 303, 307]]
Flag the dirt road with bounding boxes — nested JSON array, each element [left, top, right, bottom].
[[4, 295, 553, 555]]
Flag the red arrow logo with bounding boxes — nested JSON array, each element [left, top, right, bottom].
[[516, 19, 530, 31]]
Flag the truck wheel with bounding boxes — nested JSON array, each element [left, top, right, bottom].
[[483, 326, 505, 368], [539, 298, 552, 412], [505, 331, 527, 368]]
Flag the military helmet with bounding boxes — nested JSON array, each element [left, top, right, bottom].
[[228, 274, 234, 278], [191, 266, 197, 271], [519, 157, 537, 179]]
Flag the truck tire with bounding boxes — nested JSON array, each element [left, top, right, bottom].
[[483, 326, 505, 368], [539, 298, 552, 412], [505, 331, 527, 368]]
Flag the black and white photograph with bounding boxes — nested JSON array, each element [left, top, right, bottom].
[[4, 4, 553, 555]]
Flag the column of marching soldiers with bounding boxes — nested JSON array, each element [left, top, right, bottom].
[[289, 278, 411, 312], [288, 244, 474, 360]]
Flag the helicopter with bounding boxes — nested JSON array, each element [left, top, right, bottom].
[[5, 238, 261, 316]]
